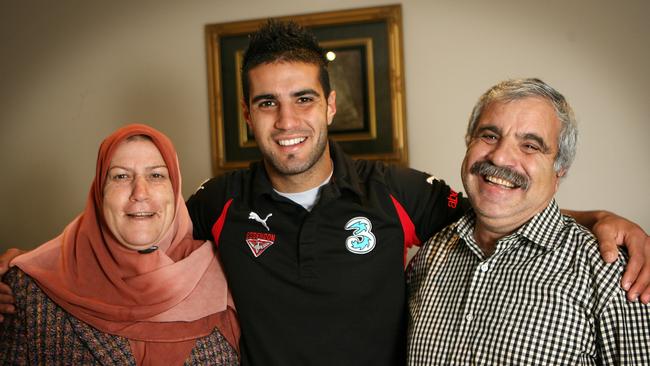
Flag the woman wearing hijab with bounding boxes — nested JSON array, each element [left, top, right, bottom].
[[0, 124, 239, 365]]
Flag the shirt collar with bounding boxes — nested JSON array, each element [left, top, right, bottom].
[[251, 160, 274, 198], [328, 140, 363, 197], [516, 199, 566, 250], [456, 199, 567, 255], [250, 140, 364, 200]]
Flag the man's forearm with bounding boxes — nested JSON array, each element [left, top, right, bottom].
[[561, 209, 609, 230]]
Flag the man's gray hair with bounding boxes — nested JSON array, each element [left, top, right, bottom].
[[465, 78, 578, 173]]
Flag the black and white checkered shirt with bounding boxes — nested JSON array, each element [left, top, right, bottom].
[[407, 200, 650, 365]]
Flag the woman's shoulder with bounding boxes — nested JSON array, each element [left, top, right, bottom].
[[4, 266, 55, 316], [4, 267, 36, 298]]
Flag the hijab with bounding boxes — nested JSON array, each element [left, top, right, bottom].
[[12, 124, 239, 365]]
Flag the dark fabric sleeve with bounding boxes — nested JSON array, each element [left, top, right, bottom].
[[593, 249, 650, 364], [186, 175, 233, 241], [385, 166, 467, 243], [597, 289, 650, 364], [0, 268, 28, 366]]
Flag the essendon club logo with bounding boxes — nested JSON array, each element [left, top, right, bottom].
[[245, 232, 276, 257]]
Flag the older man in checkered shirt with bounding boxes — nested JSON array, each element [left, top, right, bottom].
[[407, 78, 649, 365]]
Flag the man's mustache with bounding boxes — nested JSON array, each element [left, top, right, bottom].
[[470, 161, 529, 190]]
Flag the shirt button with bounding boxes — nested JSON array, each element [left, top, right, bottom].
[[465, 313, 474, 322], [480, 263, 489, 272]]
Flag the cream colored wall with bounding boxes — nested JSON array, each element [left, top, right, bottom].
[[1, 0, 648, 250]]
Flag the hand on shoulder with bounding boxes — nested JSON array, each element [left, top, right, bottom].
[[0, 248, 24, 321]]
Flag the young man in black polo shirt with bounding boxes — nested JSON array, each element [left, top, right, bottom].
[[186, 20, 466, 364]]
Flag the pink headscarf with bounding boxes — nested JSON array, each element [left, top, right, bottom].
[[12, 124, 239, 365]]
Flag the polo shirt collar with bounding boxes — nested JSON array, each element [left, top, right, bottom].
[[251, 160, 275, 199], [250, 140, 364, 199], [329, 140, 363, 197]]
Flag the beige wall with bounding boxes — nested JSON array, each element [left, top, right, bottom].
[[1, 0, 648, 250]]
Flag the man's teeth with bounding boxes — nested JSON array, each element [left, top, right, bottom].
[[278, 137, 306, 146], [485, 175, 515, 188]]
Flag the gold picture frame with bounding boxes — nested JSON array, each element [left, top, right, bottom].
[[205, 4, 408, 174]]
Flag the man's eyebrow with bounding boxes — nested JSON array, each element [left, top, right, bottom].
[[251, 93, 277, 104], [292, 89, 320, 98], [475, 125, 501, 136], [519, 132, 550, 153], [251, 89, 319, 103]]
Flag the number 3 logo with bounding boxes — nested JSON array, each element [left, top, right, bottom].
[[344, 217, 376, 254]]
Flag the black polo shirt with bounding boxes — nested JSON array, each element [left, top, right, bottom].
[[187, 141, 466, 366]]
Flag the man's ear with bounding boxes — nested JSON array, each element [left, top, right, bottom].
[[555, 168, 567, 190], [242, 99, 252, 129], [326, 90, 337, 126]]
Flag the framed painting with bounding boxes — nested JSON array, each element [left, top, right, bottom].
[[205, 4, 407, 174]]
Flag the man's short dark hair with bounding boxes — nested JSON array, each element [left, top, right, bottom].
[[241, 20, 331, 107]]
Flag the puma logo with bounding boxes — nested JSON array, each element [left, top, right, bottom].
[[248, 211, 273, 231]]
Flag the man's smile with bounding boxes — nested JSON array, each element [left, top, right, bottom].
[[277, 137, 307, 146], [483, 175, 517, 189]]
